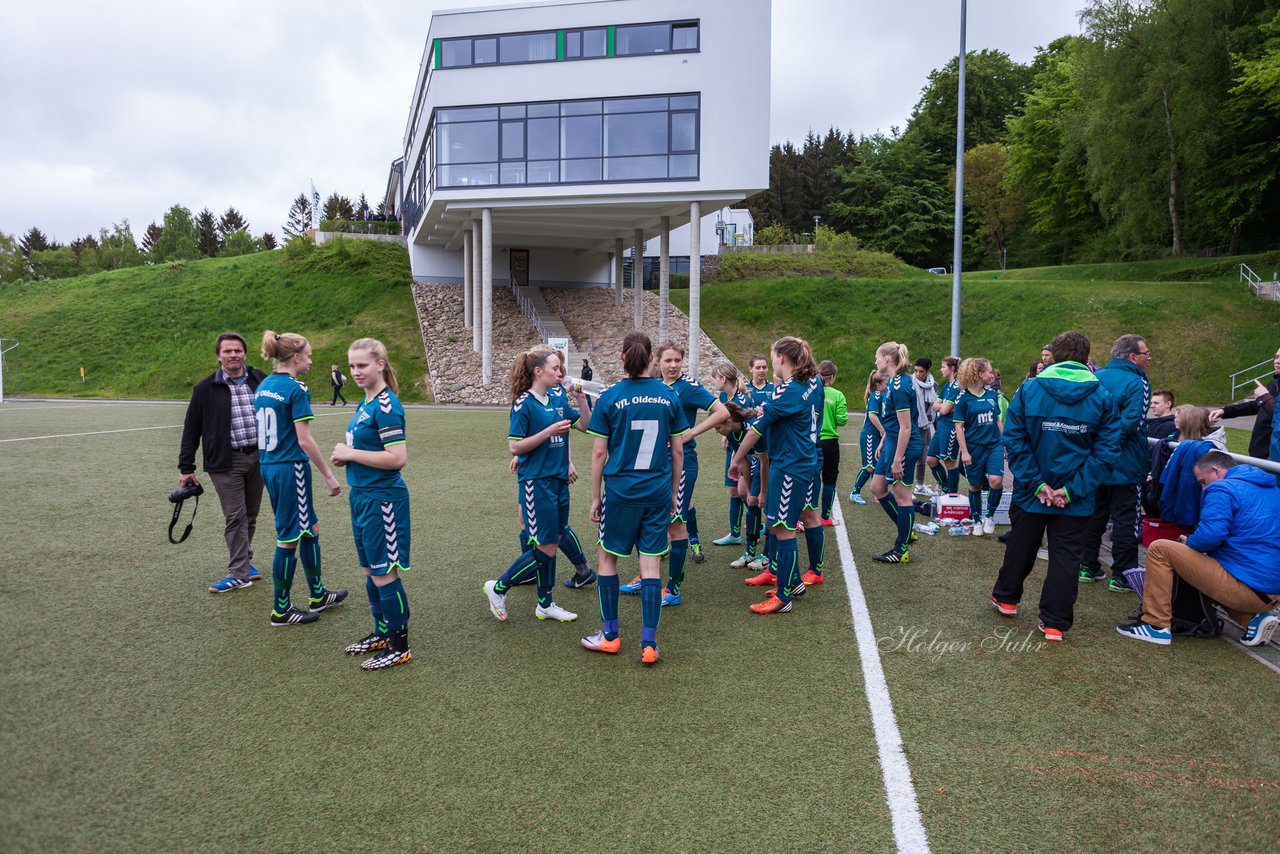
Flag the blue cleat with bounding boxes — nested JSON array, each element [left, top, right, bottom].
[[661, 590, 681, 607], [619, 575, 643, 594], [209, 575, 252, 593]]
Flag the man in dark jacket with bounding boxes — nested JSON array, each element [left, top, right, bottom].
[[990, 331, 1122, 641], [1080, 334, 1152, 591], [178, 332, 268, 593], [1210, 346, 1280, 460], [1117, 451, 1280, 646], [1146, 389, 1176, 441]]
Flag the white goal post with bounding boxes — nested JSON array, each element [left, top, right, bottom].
[[0, 339, 19, 404]]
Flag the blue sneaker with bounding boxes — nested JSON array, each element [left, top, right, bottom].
[[712, 533, 742, 546], [1115, 621, 1171, 646], [1241, 613, 1279, 647], [247, 565, 262, 582], [661, 590, 681, 607], [619, 575, 643, 594], [209, 575, 251, 593], [851, 494, 867, 505]]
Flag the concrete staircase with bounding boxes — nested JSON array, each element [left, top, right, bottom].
[[512, 285, 578, 367]]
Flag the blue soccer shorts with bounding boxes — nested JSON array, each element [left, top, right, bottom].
[[671, 462, 699, 523], [859, 428, 879, 469], [748, 454, 762, 498], [261, 461, 317, 544], [599, 492, 669, 557], [928, 422, 959, 461], [519, 477, 569, 546], [350, 491, 411, 575], [873, 442, 922, 486], [764, 470, 818, 531], [965, 444, 1005, 485]]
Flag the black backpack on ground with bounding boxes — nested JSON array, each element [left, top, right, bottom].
[[1169, 575, 1224, 637]]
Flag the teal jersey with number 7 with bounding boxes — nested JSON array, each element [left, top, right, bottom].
[[586, 377, 688, 505]]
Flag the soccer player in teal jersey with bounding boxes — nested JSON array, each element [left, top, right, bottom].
[[485, 345, 592, 625], [952, 357, 1005, 537], [330, 338, 413, 670], [582, 332, 686, 665], [926, 356, 962, 493], [710, 361, 753, 548], [729, 336, 824, 614], [253, 330, 347, 628], [868, 341, 924, 563], [746, 354, 775, 410], [620, 341, 728, 606], [849, 370, 887, 504]]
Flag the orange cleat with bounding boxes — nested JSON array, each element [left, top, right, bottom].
[[745, 570, 777, 586], [750, 593, 793, 614], [641, 645, 660, 665], [580, 630, 621, 654], [820, 517, 836, 527], [800, 570, 824, 586]]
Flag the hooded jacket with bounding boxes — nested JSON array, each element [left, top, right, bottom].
[[1185, 465, 1280, 595], [1002, 361, 1121, 517], [1094, 358, 1151, 486]]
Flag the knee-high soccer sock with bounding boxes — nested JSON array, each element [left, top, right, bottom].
[[774, 537, 799, 603], [878, 495, 900, 526], [896, 505, 914, 552], [946, 467, 961, 494], [298, 534, 324, 599], [598, 575, 620, 640], [852, 467, 873, 495], [968, 489, 982, 521], [686, 506, 700, 545], [729, 495, 743, 537], [534, 551, 556, 609], [931, 463, 947, 488], [558, 526, 588, 572], [805, 524, 825, 576], [986, 486, 1004, 522], [271, 546, 297, 614], [744, 505, 761, 555], [765, 532, 778, 570], [639, 578, 661, 648], [666, 538, 689, 595], [378, 578, 410, 648], [365, 577, 387, 636], [495, 549, 539, 594], [820, 484, 837, 520]]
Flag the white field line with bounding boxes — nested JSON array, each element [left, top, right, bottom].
[[831, 500, 931, 853], [0, 411, 347, 444]]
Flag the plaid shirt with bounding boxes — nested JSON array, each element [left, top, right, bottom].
[[222, 370, 257, 448]]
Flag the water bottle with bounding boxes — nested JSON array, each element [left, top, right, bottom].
[[948, 522, 974, 537], [561, 377, 607, 397], [913, 522, 939, 536]]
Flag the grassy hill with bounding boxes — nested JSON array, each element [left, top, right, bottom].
[[0, 238, 431, 402], [672, 251, 1280, 405]]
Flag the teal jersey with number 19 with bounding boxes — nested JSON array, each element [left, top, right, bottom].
[[587, 377, 688, 505], [254, 373, 312, 464]]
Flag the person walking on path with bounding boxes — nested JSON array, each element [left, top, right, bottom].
[[330, 364, 348, 406]]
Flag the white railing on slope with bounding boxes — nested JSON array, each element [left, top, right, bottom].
[[512, 285, 549, 341], [1241, 262, 1280, 301], [1229, 358, 1276, 400]]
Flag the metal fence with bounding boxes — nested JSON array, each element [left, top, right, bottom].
[[1148, 436, 1280, 475]]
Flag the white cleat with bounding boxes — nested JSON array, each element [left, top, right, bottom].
[[730, 552, 754, 569], [970, 522, 984, 537], [747, 556, 771, 572], [982, 517, 996, 536], [484, 580, 508, 621], [535, 602, 578, 622]]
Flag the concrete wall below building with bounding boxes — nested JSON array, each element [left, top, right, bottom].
[[409, 242, 612, 288]]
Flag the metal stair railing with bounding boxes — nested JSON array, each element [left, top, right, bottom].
[[1241, 262, 1280, 301], [1228, 357, 1276, 400], [511, 283, 577, 363]]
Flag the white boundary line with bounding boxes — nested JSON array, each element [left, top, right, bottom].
[[0, 425, 183, 443], [831, 500, 931, 853]]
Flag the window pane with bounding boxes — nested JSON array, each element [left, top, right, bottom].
[[672, 23, 699, 51], [527, 160, 558, 183], [562, 159, 601, 182], [561, 100, 601, 116], [500, 32, 557, 63], [671, 112, 696, 152], [669, 155, 698, 178], [616, 24, 670, 55], [562, 115, 601, 157], [474, 38, 497, 64], [527, 118, 558, 159], [500, 105, 526, 119], [565, 31, 582, 58], [440, 39, 471, 67], [669, 95, 699, 110], [527, 103, 558, 118], [582, 28, 607, 57], [605, 112, 667, 156], [439, 121, 498, 163], [501, 121, 524, 160], [439, 163, 498, 186], [500, 163, 526, 185], [437, 106, 499, 123], [605, 97, 668, 114], [605, 156, 668, 181]]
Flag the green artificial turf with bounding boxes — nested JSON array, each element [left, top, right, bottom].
[[1, 402, 1276, 853]]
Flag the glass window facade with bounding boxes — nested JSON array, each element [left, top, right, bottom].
[[432, 94, 699, 189], [435, 20, 697, 69]]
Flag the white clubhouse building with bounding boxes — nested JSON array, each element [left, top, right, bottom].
[[386, 0, 770, 381]]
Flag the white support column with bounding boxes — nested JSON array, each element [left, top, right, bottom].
[[462, 227, 473, 330], [658, 216, 670, 343], [614, 238, 624, 307], [688, 201, 702, 378], [472, 217, 482, 353], [633, 227, 645, 330], [482, 208, 493, 385]]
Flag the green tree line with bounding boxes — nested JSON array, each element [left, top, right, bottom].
[[745, 0, 1280, 269]]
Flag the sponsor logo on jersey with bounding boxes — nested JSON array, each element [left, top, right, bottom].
[[256, 389, 286, 403]]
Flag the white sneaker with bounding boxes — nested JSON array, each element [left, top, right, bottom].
[[970, 522, 984, 537], [484, 580, 508, 621], [535, 602, 578, 622], [982, 517, 996, 536], [730, 551, 753, 569], [747, 555, 771, 572]]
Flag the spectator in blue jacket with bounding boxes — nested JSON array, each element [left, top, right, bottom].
[[990, 331, 1122, 642], [1117, 451, 1280, 646], [1080, 334, 1152, 591]]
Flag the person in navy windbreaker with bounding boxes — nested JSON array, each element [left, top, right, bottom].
[[1118, 451, 1280, 646], [990, 332, 1122, 641], [1080, 334, 1153, 591]]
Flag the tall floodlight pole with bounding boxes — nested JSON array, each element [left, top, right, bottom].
[[950, 0, 967, 358]]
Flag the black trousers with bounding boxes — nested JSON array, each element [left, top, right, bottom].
[[331, 386, 347, 405], [992, 503, 1091, 631], [1082, 483, 1141, 574]]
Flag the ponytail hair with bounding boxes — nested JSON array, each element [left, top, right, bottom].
[[773, 336, 818, 383], [349, 337, 399, 395], [711, 361, 744, 397], [941, 356, 960, 376], [864, 369, 887, 405], [956, 357, 990, 391], [818, 359, 837, 384], [508, 345, 558, 403], [621, 331, 652, 378], [876, 341, 911, 375], [722, 400, 752, 428], [261, 330, 309, 366]]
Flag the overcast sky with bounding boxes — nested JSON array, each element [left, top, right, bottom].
[[0, 0, 1083, 244]]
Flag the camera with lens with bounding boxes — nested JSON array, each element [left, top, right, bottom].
[[169, 482, 204, 503]]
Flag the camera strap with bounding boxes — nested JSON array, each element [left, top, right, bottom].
[[169, 494, 199, 544]]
